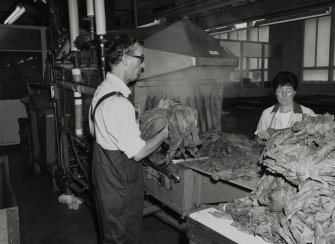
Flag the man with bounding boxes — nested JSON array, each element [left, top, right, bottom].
[[255, 71, 315, 143], [89, 35, 168, 244]]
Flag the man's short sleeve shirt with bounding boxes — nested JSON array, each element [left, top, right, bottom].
[[89, 73, 145, 158]]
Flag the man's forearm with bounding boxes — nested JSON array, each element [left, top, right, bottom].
[[133, 132, 166, 161]]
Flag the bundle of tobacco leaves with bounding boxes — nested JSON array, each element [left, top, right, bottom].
[[197, 131, 263, 181], [213, 113, 335, 244], [140, 99, 201, 165]]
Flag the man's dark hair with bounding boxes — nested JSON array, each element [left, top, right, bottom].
[[106, 35, 144, 69], [273, 71, 299, 91]]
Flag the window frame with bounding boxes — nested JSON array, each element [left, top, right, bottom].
[[302, 11, 335, 83], [211, 23, 270, 87]]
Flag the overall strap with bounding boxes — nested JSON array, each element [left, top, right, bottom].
[[91, 91, 123, 123]]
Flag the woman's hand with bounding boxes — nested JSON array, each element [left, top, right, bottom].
[[257, 130, 270, 141]]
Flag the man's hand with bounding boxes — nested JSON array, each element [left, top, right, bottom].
[[160, 124, 169, 139]]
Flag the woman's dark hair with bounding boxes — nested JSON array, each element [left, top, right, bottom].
[[273, 71, 299, 91], [106, 35, 144, 69]]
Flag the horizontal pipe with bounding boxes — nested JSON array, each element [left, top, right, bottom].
[[143, 205, 161, 216], [60, 81, 96, 96], [144, 159, 181, 183], [153, 210, 186, 233], [143, 200, 186, 232]]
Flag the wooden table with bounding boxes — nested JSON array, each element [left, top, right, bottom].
[[187, 207, 270, 244]]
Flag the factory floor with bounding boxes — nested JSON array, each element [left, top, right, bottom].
[[3, 95, 334, 244], [4, 145, 188, 244]]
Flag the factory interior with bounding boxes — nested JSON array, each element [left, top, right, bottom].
[[1, 0, 335, 243]]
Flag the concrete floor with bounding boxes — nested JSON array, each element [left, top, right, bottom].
[[5, 145, 188, 244], [3, 95, 333, 244]]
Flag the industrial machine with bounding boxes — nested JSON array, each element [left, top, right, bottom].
[[23, 0, 258, 230]]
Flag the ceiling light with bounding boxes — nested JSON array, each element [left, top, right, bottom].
[[252, 19, 265, 26], [205, 25, 235, 34], [4, 5, 26, 25], [138, 19, 161, 28], [4, 6, 20, 24], [234, 23, 247, 29]]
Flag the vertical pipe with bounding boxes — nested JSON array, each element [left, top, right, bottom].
[[86, 0, 95, 41], [98, 36, 106, 79], [239, 42, 244, 88], [261, 44, 265, 88], [94, 0, 106, 35], [88, 15, 95, 41], [40, 28, 47, 79], [68, 0, 83, 136], [86, 0, 94, 16], [72, 67, 83, 137], [67, 0, 80, 51], [94, 0, 107, 78]]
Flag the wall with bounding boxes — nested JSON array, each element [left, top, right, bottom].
[[0, 100, 27, 145], [222, 20, 335, 98], [0, 25, 47, 145], [268, 20, 335, 96], [268, 21, 303, 80]]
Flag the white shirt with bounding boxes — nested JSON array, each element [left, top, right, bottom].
[[89, 72, 145, 158], [279, 111, 292, 128], [254, 103, 315, 135]]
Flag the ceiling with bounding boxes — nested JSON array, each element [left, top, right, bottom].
[[0, 0, 333, 30]]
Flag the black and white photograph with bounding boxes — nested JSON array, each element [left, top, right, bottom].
[[0, 0, 335, 243]]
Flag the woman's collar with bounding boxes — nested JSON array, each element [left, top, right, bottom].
[[271, 102, 303, 113]]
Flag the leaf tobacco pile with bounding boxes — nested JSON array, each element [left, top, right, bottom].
[[140, 99, 201, 165], [198, 131, 263, 181], [215, 113, 335, 244]]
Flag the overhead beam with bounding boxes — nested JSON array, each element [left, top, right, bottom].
[[192, 0, 335, 28], [107, 0, 335, 30], [135, 0, 254, 26]]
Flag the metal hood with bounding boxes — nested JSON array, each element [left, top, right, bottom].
[[144, 18, 234, 58], [105, 19, 237, 79], [140, 19, 238, 79]]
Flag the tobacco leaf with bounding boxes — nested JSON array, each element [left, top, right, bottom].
[[140, 98, 201, 165], [214, 114, 335, 244]]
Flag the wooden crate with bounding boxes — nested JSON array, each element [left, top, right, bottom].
[[0, 155, 20, 244]]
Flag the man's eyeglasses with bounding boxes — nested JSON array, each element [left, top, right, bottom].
[[129, 55, 145, 64]]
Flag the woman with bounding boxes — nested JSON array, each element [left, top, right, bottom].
[[255, 71, 315, 142]]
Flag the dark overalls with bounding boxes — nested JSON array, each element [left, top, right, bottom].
[[91, 92, 144, 244]]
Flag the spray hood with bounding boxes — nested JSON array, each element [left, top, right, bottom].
[[143, 19, 235, 58], [106, 19, 238, 79]]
